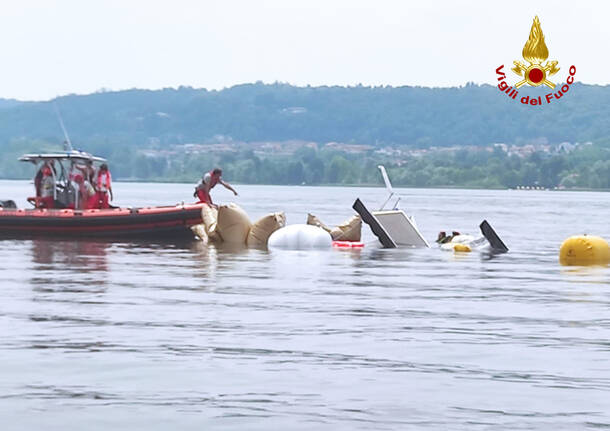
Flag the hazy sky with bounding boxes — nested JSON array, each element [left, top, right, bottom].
[[1, 0, 606, 100]]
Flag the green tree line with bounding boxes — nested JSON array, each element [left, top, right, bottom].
[[4, 140, 608, 190], [1, 82, 610, 189]]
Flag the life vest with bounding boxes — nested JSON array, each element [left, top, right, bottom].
[[206, 171, 220, 188], [194, 171, 220, 204], [35, 164, 53, 196], [40, 175, 55, 198], [97, 171, 112, 193]]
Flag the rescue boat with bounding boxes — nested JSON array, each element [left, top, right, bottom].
[[0, 150, 203, 238], [0, 204, 205, 238]]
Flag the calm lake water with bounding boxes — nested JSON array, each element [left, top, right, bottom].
[[1, 180, 609, 430]]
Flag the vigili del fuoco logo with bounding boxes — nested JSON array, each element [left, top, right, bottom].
[[496, 16, 576, 106]]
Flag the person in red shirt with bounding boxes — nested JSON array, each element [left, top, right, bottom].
[[83, 177, 97, 209], [96, 164, 113, 209], [194, 168, 237, 208]]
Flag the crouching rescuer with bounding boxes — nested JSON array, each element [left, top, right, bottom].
[[194, 168, 238, 208]]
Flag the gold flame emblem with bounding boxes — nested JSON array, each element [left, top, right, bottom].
[[512, 16, 559, 88]]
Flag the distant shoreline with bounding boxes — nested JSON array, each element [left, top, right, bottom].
[[1, 177, 608, 192]]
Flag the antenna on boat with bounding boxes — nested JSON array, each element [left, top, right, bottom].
[[54, 103, 73, 152], [378, 165, 400, 210]]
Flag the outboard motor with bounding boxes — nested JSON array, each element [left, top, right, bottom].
[[0, 200, 17, 209]]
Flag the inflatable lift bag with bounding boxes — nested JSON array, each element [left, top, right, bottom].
[[330, 215, 361, 241], [559, 235, 610, 266], [190, 224, 208, 242], [307, 213, 362, 241], [247, 212, 286, 247], [306, 214, 332, 233], [201, 204, 221, 242], [217, 203, 252, 244], [268, 224, 332, 249]]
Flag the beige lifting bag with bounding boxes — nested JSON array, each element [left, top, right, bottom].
[[307, 213, 362, 241], [201, 204, 222, 242], [216, 203, 252, 244], [247, 212, 286, 247]]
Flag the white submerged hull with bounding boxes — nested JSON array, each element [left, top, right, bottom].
[[372, 210, 430, 248]]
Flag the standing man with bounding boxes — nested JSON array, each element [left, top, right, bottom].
[[38, 165, 55, 209], [34, 160, 56, 198], [75, 159, 96, 184], [96, 163, 113, 209], [194, 168, 238, 208]]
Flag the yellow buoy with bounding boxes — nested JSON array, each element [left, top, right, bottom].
[[559, 235, 610, 266], [453, 243, 472, 253]]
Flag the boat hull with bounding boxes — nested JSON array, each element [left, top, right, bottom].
[[0, 204, 204, 238], [372, 209, 430, 248]]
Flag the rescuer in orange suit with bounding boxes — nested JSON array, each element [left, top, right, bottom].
[[38, 166, 55, 209], [96, 164, 113, 209]]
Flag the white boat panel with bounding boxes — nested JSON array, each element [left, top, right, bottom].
[[372, 210, 430, 248]]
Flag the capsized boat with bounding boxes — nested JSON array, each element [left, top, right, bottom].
[[352, 165, 429, 248], [354, 166, 507, 253], [0, 150, 203, 238], [372, 165, 429, 247], [437, 221, 509, 253]]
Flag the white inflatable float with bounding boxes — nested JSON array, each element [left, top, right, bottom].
[[268, 224, 332, 250]]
